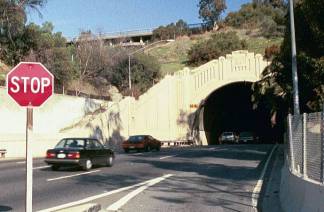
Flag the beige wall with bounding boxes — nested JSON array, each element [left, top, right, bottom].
[[0, 50, 269, 157]]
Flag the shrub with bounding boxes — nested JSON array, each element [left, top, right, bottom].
[[187, 32, 247, 66], [264, 44, 280, 60]]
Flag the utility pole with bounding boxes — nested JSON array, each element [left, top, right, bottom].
[[289, 0, 300, 115], [128, 55, 131, 91]]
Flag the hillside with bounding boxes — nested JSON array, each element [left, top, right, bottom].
[[147, 28, 283, 75]]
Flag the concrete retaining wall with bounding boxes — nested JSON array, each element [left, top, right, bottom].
[[280, 166, 324, 212]]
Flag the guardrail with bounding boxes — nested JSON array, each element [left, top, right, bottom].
[[161, 140, 194, 147]]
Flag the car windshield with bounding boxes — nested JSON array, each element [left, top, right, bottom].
[[240, 132, 252, 137], [55, 139, 85, 149], [223, 132, 233, 136], [128, 136, 145, 142]]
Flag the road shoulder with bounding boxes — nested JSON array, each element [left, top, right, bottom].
[[260, 144, 284, 212]]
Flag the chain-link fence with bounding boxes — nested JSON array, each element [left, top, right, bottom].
[[286, 111, 324, 183]]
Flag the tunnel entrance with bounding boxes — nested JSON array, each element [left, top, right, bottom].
[[202, 82, 273, 145]]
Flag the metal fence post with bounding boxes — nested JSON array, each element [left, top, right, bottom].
[[303, 113, 307, 179], [288, 114, 296, 172], [321, 107, 324, 183]]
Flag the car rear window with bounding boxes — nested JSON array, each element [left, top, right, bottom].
[[128, 136, 145, 142], [55, 139, 85, 149], [240, 132, 253, 137]]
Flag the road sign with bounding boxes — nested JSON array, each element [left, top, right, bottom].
[[7, 62, 54, 107], [6, 62, 54, 212]]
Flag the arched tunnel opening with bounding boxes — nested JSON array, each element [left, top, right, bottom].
[[202, 82, 276, 145]]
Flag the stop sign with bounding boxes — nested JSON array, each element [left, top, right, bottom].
[[6, 62, 54, 107]]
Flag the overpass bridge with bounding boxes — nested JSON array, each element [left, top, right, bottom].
[[67, 23, 208, 46]]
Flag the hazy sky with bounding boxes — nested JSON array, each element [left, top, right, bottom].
[[27, 0, 251, 39]]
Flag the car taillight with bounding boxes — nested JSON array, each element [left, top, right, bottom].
[[67, 152, 80, 159], [46, 152, 56, 158]]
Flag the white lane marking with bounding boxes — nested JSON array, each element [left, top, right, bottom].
[[33, 165, 50, 170], [47, 170, 101, 182], [37, 174, 173, 212], [251, 144, 278, 208], [159, 155, 178, 160], [106, 174, 173, 211], [133, 153, 143, 155], [16, 161, 26, 164]]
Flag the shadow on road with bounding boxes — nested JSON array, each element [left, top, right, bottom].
[[69, 144, 273, 211], [0, 205, 12, 211]]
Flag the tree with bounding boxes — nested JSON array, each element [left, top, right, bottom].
[[108, 53, 161, 97], [253, 0, 286, 8], [198, 0, 227, 26], [0, 0, 46, 65], [23, 22, 76, 89], [73, 32, 111, 95], [252, 0, 324, 120]]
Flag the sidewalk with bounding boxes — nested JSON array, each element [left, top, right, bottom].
[[261, 145, 284, 212]]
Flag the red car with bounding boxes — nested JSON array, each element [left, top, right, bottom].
[[122, 135, 161, 153]]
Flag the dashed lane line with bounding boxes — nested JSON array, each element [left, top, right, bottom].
[[159, 155, 178, 160], [33, 165, 51, 170], [46, 170, 101, 182]]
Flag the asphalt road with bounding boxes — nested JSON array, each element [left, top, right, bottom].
[[0, 144, 274, 212]]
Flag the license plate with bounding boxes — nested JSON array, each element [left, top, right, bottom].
[[129, 146, 135, 149], [57, 153, 66, 158]]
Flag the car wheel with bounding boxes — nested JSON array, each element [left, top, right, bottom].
[[124, 148, 129, 153], [51, 165, 59, 171], [106, 155, 114, 167], [82, 159, 92, 171]]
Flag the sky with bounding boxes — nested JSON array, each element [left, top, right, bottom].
[[27, 0, 251, 39]]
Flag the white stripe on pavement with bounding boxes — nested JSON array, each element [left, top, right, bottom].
[[37, 174, 173, 212], [33, 165, 50, 170], [47, 170, 101, 182], [159, 155, 178, 160], [106, 174, 173, 211], [133, 153, 143, 155], [16, 161, 26, 164], [251, 144, 278, 208]]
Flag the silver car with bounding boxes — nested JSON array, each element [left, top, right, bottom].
[[220, 132, 237, 144]]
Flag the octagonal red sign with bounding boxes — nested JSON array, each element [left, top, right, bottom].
[[6, 62, 54, 107]]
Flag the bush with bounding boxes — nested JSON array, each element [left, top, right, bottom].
[[187, 32, 247, 66], [224, 3, 286, 38], [264, 44, 280, 60]]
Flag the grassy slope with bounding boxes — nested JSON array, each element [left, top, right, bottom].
[[148, 29, 283, 76]]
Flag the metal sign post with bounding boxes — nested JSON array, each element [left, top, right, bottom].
[[6, 62, 54, 212], [26, 107, 33, 212]]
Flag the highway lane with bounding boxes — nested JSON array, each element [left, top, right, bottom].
[[0, 145, 274, 212]]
